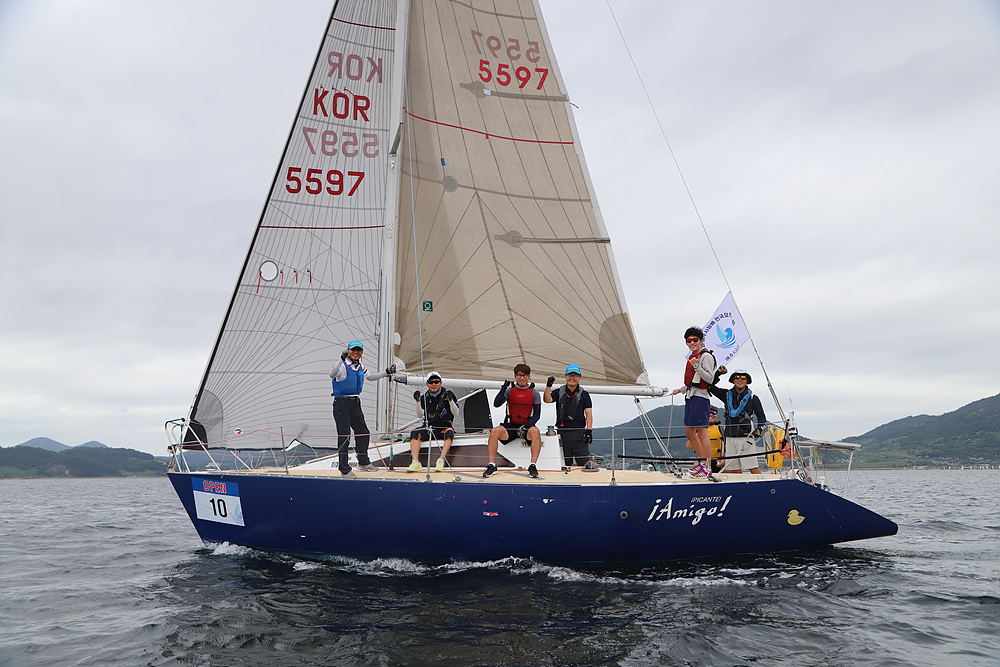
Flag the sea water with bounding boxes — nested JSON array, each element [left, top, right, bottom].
[[0, 470, 997, 667]]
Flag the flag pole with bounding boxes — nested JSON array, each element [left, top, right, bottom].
[[727, 295, 788, 423]]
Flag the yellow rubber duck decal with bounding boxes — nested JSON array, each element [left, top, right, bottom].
[[787, 510, 805, 526]]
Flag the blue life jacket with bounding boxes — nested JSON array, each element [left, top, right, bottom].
[[332, 361, 364, 397]]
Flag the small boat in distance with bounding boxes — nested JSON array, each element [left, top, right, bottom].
[[166, 0, 896, 565]]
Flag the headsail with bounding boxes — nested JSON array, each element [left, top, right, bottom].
[[394, 0, 646, 386], [186, 1, 402, 448]]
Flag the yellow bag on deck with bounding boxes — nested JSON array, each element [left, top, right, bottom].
[[766, 426, 786, 469]]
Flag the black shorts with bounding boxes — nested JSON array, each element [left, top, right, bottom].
[[409, 425, 455, 442], [498, 421, 531, 444]]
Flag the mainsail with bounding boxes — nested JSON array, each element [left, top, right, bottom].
[[395, 0, 645, 386], [185, 0, 647, 449]]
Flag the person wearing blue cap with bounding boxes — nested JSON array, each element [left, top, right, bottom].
[[543, 364, 594, 468], [329, 339, 395, 475]]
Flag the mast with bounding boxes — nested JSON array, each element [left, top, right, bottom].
[[376, 0, 410, 434]]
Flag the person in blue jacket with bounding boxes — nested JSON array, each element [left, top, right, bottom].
[[329, 340, 394, 475]]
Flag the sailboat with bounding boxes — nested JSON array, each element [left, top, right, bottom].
[[166, 0, 896, 564]]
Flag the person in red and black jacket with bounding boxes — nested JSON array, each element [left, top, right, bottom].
[[483, 363, 543, 478]]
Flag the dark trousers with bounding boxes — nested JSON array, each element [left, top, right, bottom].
[[559, 428, 590, 467], [334, 396, 370, 473]]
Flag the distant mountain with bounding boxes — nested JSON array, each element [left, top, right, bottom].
[[76, 440, 109, 448], [0, 446, 166, 478], [11, 438, 110, 451], [844, 393, 999, 467], [590, 404, 687, 459], [14, 437, 72, 452]]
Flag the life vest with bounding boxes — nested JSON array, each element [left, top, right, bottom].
[[506, 385, 535, 425], [766, 426, 787, 469], [683, 349, 715, 389], [557, 387, 582, 428], [332, 360, 364, 397], [708, 424, 723, 460], [423, 389, 455, 427], [723, 388, 755, 436]]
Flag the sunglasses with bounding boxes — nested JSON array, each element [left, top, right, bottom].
[[427, 379, 441, 384], [685, 337, 701, 343]]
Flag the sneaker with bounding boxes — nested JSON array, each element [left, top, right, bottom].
[[356, 463, 377, 472], [483, 462, 498, 478], [528, 463, 538, 478], [407, 460, 422, 472], [690, 462, 709, 478], [435, 458, 445, 472]]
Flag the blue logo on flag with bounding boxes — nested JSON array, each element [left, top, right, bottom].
[[715, 323, 737, 349]]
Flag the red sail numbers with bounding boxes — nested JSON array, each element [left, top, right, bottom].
[[471, 30, 549, 90], [286, 50, 384, 198]]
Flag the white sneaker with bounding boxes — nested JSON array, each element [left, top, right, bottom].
[[435, 458, 445, 472], [407, 460, 422, 472]]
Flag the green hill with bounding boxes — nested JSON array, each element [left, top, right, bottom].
[[590, 404, 687, 460], [0, 446, 166, 478], [588, 393, 1000, 468], [844, 393, 1000, 467]]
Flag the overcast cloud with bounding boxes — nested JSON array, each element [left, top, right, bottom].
[[1, 0, 998, 455]]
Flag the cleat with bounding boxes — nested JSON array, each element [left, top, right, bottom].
[[435, 458, 445, 472], [483, 462, 498, 478], [528, 463, 538, 478], [407, 460, 422, 472]]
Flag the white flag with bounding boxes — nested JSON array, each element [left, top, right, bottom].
[[702, 292, 749, 367]]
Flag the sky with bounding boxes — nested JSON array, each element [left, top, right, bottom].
[[1, 0, 998, 455]]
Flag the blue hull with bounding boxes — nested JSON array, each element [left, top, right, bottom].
[[168, 472, 897, 564]]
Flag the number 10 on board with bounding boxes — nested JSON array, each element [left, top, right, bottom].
[[192, 478, 245, 527]]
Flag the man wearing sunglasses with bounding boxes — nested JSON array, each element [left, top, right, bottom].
[[407, 371, 458, 472], [670, 327, 717, 477], [709, 370, 765, 474]]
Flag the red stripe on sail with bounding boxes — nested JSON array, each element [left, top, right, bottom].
[[260, 225, 385, 230]]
